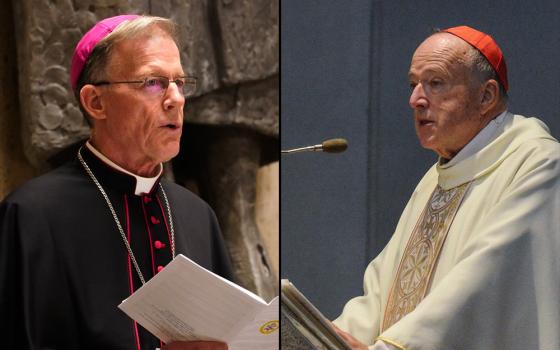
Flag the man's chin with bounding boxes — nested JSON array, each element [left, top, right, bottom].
[[417, 136, 436, 151], [160, 146, 180, 163], [148, 138, 181, 164]]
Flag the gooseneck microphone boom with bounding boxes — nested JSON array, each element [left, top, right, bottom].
[[281, 138, 348, 155]]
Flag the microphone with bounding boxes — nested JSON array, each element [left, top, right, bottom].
[[281, 138, 348, 155]]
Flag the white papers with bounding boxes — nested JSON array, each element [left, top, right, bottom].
[[281, 279, 352, 350], [118, 254, 279, 350]]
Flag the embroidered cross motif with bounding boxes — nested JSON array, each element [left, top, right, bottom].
[[381, 182, 471, 331]]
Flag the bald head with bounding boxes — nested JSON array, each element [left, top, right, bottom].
[[408, 32, 506, 159], [416, 34, 469, 78], [427, 32, 508, 100], [415, 33, 500, 94]]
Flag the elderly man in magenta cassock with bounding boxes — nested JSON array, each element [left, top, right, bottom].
[[0, 15, 232, 350], [332, 26, 560, 350]]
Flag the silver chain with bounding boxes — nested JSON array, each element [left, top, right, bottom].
[[159, 181, 176, 258], [77, 148, 175, 285]]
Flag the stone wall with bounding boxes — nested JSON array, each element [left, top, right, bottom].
[[0, 0, 38, 200], [12, 0, 278, 166]]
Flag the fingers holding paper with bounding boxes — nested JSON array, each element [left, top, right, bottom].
[[332, 324, 369, 350]]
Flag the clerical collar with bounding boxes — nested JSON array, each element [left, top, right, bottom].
[[85, 141, 162, 195], [439, 110, 508, 168]]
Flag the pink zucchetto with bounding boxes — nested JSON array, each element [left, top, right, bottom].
[[70, 14, 140, 90]]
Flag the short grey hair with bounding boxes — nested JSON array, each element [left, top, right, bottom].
[[74, 16, 180, 123], [465, 46, 508, 101]]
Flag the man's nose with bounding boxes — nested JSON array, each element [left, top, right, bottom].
[[163, 82, 185, 110], [409, 84, 428, 110]]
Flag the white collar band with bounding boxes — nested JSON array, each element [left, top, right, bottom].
[[85, 141, 162, 196]]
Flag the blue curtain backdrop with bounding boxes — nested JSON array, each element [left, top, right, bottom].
[[281, 0, 560, 318]]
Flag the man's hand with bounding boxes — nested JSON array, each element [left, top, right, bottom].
[[162, 341, 228, 350], [332, 324, 369, 350]]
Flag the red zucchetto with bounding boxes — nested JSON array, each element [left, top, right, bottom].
[[443, 25, 509, 91]]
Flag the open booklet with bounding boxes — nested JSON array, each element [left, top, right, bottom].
[[281, 279, 352, 350], [118, 254, 279, 350]]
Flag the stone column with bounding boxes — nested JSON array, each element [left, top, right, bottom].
[[205, 128, 276, 300]]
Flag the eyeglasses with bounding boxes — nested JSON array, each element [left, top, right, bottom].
[[91, 76, 197, 97]]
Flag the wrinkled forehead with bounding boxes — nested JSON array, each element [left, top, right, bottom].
[[108, 29, 182, 72], [409, 33, 472, 74]]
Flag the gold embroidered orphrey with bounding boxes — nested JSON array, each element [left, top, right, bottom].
[[381, 182, 472, 332]]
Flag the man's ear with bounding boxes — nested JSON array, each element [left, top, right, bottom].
[[480, 79, 500, 116], [80, 85, 107, 121]]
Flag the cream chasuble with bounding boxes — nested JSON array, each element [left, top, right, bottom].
[[333, 113, 560, 350]]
